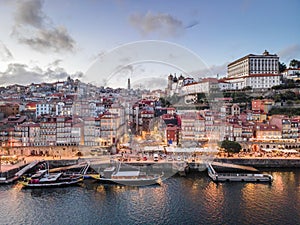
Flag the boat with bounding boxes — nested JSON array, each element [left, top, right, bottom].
[[19, 169, 83, 188], [207, 163, 273, 183], [92, 163, 164, 186]]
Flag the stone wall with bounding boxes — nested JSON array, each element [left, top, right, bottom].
[[215, 158, 300, 168], [0, 146, 102, 157]]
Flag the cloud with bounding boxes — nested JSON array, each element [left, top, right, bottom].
[[129, 11, 184, 37], [208, 63, 228, 77], [0, 41, 14, 61], [14, 26, 75, 52], [189, 62, 228, 79], [14, 0, 46, 28], [12, 0, 75, 53], [0, 62, 83, 86], [47, 59, 62, 68], [132, 77, 167, 90], [277, 44, 300, 62]]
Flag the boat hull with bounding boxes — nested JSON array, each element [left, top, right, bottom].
[[95, 176, 163, 186], [20, 177, 83, 188]]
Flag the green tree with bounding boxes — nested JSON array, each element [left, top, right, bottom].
[[159, 97, 171, 107], [283, 90, 296, 101], [220, 140, 242, 153], [279, 61, 287, 73], [289, 59, 300, 68]]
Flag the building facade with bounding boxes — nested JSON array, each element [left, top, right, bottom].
[[228, 50, 279, 78]]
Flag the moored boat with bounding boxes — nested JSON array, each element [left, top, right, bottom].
[[92, 164, 164, 186], [207, 163, 273, 183], [19, 169, 83, 188]]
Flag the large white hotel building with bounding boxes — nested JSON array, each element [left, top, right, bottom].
[[225, 50, 281, 90]]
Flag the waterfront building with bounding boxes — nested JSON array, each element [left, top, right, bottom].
[[28, 123, 41, 146], [224, 123, 243, 142], [70, 122, 83, 146], [56, 116, 72, 146], [98, 112, 118, 147], [269, 115, 292, 139], [166, 124, 179, 145], [291, 117, 300, 139], [180, 112, 206, 142], [108, 104, 126, 143], [39, 116, 56, 146], [83, 117, 96, 146], [254, 124, 281, 140], [241, 122, 255, 142]]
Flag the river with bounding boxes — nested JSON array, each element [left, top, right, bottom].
[[0, 169, 299, 225]]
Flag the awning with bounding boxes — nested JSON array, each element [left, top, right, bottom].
[[278, 149, 298, 153], [143, 146, 165, 152], [165, 147, 218, 153]]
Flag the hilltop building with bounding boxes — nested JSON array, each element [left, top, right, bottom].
[[224, 50, 281, 90]]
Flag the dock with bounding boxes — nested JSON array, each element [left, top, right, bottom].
[[0, 160, 44, 184], [207, 163, 273, 183], [211, 161, 258, 172]]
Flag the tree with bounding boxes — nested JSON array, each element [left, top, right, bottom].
[[220, 140, 242, 153], [159, 97, 171, 107], [289, 59, 300, 69], [279, 61, 287, 73]]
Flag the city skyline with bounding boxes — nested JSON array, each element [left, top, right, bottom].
[[0, 0, 300, 88]]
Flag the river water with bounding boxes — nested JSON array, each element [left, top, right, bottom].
[[0, 169, 299, 225]]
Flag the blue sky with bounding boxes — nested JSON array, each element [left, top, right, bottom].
[[0, 0, 299, 88]]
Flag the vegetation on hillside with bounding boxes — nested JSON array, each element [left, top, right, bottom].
[[268, 107, 300, 117]]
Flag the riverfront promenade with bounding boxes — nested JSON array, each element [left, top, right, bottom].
[[1, 152, 300, 174]]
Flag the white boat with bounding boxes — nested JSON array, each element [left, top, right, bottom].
[[207, 163, 273, 183], [93, 164, 164, 186]]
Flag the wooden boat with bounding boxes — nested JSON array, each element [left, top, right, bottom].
[[20, 169, 83, 188]]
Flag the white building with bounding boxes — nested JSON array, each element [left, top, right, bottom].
[[224, 50, 281, 90], [36, 103, 52, 117], [181, 78, 220, 95], [245, 74, 281, 89], [228, 50, 279, 78], [282, 68, 300, 80]]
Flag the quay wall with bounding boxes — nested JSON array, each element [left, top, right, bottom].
[[2, 158, 300, 180], [0, 146, 98, 157], [215, 158, 300, 168]]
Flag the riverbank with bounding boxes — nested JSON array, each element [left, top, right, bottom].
[[215, 157, 300, 168], [1, 155, 300, 181]]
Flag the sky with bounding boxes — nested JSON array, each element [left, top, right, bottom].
[[0, 0, 300, 89]]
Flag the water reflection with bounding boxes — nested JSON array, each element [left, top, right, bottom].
[[0, 170, 299, 225]]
